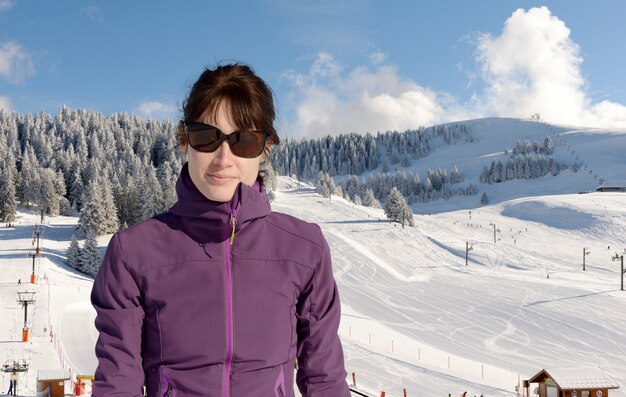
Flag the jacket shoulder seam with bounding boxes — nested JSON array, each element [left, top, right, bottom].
[[263, 216, 323, 248], [114, 233, 145, 290]]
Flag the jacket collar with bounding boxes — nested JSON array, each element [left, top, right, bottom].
[[168, 163, 271, 242]]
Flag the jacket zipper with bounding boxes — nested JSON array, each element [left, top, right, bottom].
[[223, 202, 240, 397], [165, 384, 173, 397]]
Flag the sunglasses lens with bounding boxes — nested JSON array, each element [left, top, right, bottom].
[[185, 122, 267, 157], [187, 126, 221, 152], [230, 132, 266, 158]]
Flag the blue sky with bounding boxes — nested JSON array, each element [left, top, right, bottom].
[[2, 0, 626, 137]]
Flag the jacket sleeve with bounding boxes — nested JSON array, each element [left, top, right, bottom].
[[296, 233, 350, 397], [91, 233, 145, 396]]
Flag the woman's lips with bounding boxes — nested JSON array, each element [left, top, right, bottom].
[[207, 174, 235, 183]]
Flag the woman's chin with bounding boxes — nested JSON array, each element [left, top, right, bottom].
[[200, 184, 238, 203]]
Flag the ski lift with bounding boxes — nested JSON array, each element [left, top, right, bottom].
[[2, 359, 29, 372]]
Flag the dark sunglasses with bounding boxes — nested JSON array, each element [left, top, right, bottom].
[[184, 121, 268, 158]]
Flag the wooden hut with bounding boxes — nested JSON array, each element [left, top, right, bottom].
[[524, 367, 620, 397], [595, 181, 626, 192], [36, 368, 72, 397]]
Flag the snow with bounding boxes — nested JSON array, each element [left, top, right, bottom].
[[0, 208, 97, 395], [1, 118, 625, 397], [536, 367, 620, 390]]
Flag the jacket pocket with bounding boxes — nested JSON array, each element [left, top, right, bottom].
[[274, 366, 286, 397], [159, 367, 177, 397]]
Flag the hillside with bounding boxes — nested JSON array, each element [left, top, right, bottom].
[[0, 117, 624, 396]]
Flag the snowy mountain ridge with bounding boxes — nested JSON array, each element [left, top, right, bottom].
[[292, 117, 625, 222]]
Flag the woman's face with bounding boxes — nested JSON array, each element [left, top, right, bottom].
[[185, 103, 265, 202]]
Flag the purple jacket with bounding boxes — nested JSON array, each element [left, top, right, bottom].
[[91, 164, 350, 397]]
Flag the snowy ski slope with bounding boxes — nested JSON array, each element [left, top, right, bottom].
[[0, 118, 625, 396]]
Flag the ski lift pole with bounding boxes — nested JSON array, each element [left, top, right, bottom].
[[613, 253, 625, 291], [465, 242, 473, 266], [583, 247, 590, 271], [17, 292, 36, 342], [31, 253, 36, 284], [35, 224, 42, 255]]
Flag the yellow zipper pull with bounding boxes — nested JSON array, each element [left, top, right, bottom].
[[230, 216, 236, 245]]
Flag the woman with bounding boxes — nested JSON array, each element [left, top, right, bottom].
[[91, 63, 350, 397]]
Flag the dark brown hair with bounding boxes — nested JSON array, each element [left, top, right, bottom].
[[178, 63, 280, 153]]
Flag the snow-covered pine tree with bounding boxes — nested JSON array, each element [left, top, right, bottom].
[[20, 145, 41, 207], [315, 171, 334, 200], [68, 168, 84, 211], [100, 176, 120, 233], [401, 153, 411, 167], [137, 165, 164, 221], [543, 136, 554, 154], [505, 159, 516, 181], [0, 164, 17, 222], [123, 175, 140, 226], [481, 192, 489, 205], [423, 177, 433, 192], [390, 146, 400, 164], [548, 157, 559, 176], [384, 186, 414, 227], [80, 228, 101, 277], [361, 188, 380, 208], [450, 164, 464, 184], [479, 165, 491, 184], [344, 175, 359, 202], [79, 175, 118, 236], [78, 181, 101, 236], [59, 196, 71, 215], [38, 168, 63, 216], [67, 234, 82, 270]]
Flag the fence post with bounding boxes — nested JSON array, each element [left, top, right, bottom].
[[352, 372, 356, 387]]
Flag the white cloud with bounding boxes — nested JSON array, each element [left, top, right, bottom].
[[283, 53, 453, 137], [135, 101, 177, 120], [0, 96, 11, 111], [473, 6, 626, 128], [0, 41, 35, 84], [0, 0, 14, 11], [284, 7, 626, 137]]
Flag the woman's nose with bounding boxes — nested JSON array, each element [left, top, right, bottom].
[[212, 138, 234, 164]]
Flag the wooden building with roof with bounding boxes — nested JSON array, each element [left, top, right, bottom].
[[523, 367, 620, 397], [595, 181, 626, 192], [37, 368, 72, 397]]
